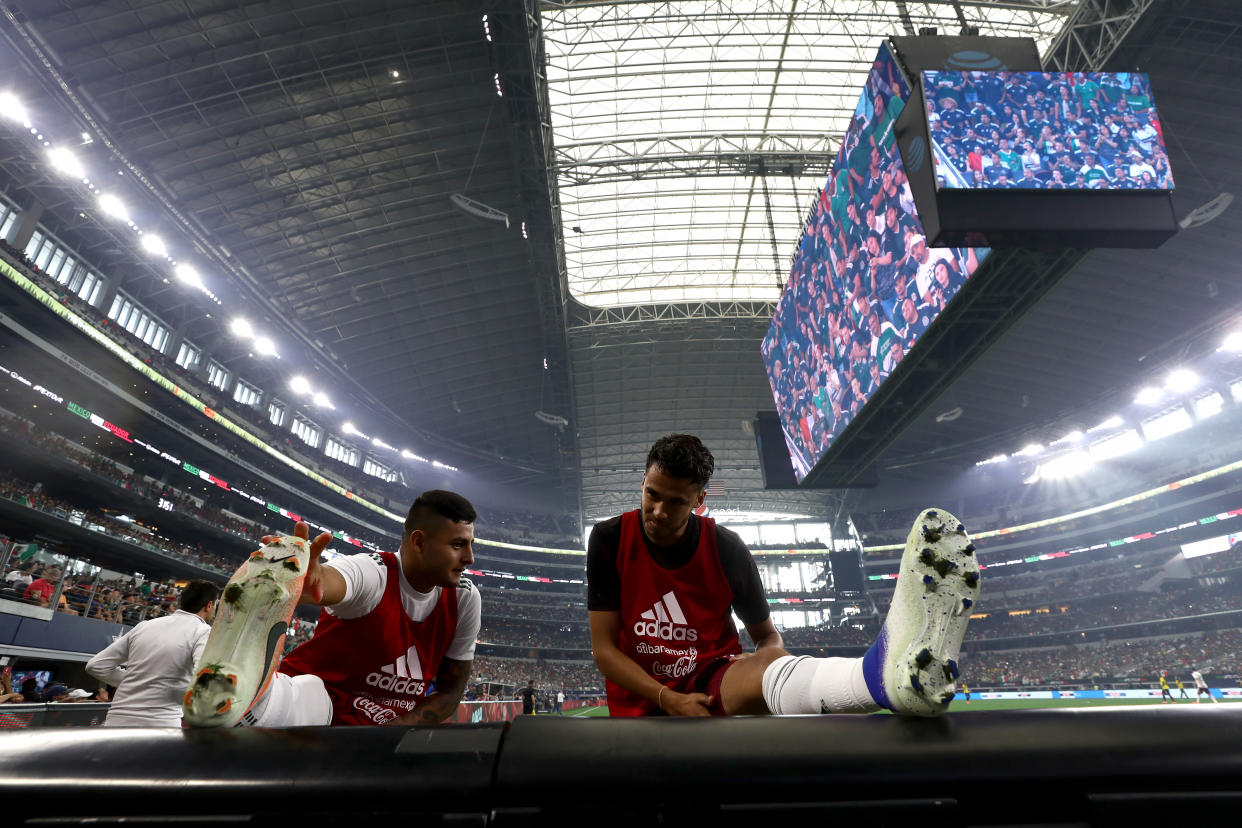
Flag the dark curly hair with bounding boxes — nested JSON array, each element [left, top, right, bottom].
[[645, 434, 715, 490]]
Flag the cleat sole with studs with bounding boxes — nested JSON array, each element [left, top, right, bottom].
[[879, 507, 981, 716], [183, 534, 310, 728]]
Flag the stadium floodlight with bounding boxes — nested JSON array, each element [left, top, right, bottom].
[[289, 375, 311, 395], [1090, 429, 1143, 461], [1134, 386, 1163, 405], [342, 421, 359, 436], [1142, 407, 1192, 441], [1087, 415, 1124, 433], [1194, 392, 1224, 420], [46, 146, 85, 179], [229, 318, 254, 338], [1017, 443, 1044, 457], [975, 454, 1008, 466], [173, 263, 203, 289], [0, 91, 28, 124], [97, 193, 128, 221], [1165, 368, 1198, 394], [254, 336, 277, 357], [140, 234, 167, 257], [312, 391, 333, 409], [1221, 331, 1242, 352], [1040, 451, 1094, 480], [1051, 430, 1084, 445]]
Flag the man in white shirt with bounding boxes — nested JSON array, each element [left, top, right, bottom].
[[86, 580, 220, 726], [4, 564, 32, 593], [1126, 150, 1156, 182], [906, 235, 953, 302]]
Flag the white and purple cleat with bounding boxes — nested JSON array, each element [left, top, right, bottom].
[[862, 508, 980, 716]]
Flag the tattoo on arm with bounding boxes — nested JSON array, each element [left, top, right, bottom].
[[408, 658, 472, 725]]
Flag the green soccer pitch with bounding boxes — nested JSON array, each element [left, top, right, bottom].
[[557, 697, 1242, 716]]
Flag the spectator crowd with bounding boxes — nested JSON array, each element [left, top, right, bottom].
[[925, 70, 1173, 190], [764, 47, 981, 477]]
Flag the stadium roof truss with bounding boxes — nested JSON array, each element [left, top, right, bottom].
[[540, 0, 1073, 314]]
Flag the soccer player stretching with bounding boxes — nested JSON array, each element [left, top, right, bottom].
[[184, 490, 480, 727], [587, 434, 979, 718]]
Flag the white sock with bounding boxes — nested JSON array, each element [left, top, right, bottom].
[[761, 655, 881, 714]]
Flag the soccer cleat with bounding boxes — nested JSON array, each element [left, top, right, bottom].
[[861, 508, 980, 716], [183, 534, 311, 727]]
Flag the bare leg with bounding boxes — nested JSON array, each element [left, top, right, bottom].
[[719, 647, 790, 714]]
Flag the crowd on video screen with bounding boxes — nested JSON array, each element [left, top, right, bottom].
[[763, 46, 987, 481], [925, 70, 1173, 190]]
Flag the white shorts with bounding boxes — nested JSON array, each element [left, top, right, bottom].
[[243, 672, 333, 727]]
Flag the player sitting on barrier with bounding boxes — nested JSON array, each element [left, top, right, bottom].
[[183, 490, 480, 727], [588, 434, 979, 718]]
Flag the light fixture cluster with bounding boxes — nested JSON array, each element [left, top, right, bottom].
[[287, 375, 333, 410], [341, 420, 457, 471], [977, 329, 1242, 483], [229, 317, 278, 358], [3, 88, 461, 482], [1134, 367, 1199, 406], [1, 89, 226, 309]]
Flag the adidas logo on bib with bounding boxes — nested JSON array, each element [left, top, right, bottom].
[[366, 646, 427, 695], [634, 591, 699, 642]]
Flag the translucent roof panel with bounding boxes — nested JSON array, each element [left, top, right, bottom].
[[542, 0, 1070, 308]]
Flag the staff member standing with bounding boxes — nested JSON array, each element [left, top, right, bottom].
[[86, 580, 219, 726], [518, 679, 537, 715]]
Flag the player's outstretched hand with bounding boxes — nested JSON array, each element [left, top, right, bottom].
[[664, 690, 714, 717], [262, 522, 333, 605]]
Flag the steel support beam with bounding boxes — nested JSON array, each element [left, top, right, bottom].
[[1042, 0, 1159, 71], [569, 300, 775, 329]]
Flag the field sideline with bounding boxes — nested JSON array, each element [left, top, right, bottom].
[[556, 697, 1242, 716]]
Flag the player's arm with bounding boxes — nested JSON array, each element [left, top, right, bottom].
[[744, 618, 784, 651], [589, 610, 710, 717], [395, 657, 472, 725]]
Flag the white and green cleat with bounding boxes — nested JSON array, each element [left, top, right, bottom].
[[183, 533, 311, 728], [861, 508, 980, 716]]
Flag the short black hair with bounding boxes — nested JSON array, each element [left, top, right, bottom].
[[404, 490, 477, 539], [646, 434, 715, 490], [179, 580, 220, 613]]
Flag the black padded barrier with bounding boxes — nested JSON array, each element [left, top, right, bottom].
[[0, 722, 504, 826], [3, 709, 1242, 826], [491, 707, 1242, 827]]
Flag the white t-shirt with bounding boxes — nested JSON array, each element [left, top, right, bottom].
[[1132, 123, 1157, 153], [86, 609, 211, 727], [324, 554, 480, 661]]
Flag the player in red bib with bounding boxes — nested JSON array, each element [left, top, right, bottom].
[[187, 490, 480, 727], [588, 434, 980, 718]]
